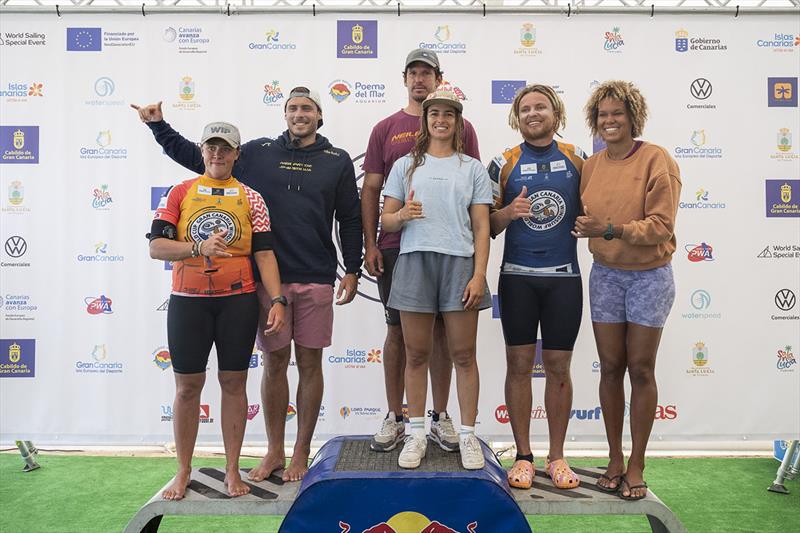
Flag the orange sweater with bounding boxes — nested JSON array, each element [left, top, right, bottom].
[[580, 142, 682, 271]]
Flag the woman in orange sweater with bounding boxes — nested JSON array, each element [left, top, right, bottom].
[[573, 81, 681, 501]]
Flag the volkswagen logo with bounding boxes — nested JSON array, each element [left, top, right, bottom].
[[775, 289, 797, 311], [690, 78, 712, 100], [4, 236, 27, 258]]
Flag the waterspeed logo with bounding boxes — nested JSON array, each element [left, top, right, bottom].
[[75, 344, 124, 374], [163, 26, 210, 54], [685, 242, 714, 262], [523, 190, 566, 231], [339, 511, 477, 533], [328, 348, 382, 369], [85, 295, 113, 315], [772, 128, 799, 162], [328, 79, 385, 104], [91, 184, 113, 210], [85, 77, 124, 107], [418, 24, 467, 54], [77, 242, 124, 263], [757, 245, 800, 260], [1, 294, 37, 322], [765, 180, 800, 217], [1, 82, 43, 103], [674, 130, 723, 159], [603, 27, 624, 52], [262, 81, 284, 106], [80, 131, 128, 160], [0, 126, 39, 164], [687, 341, 715, 376], [514, 22, 542, 56], [249, 28, 296, 51], [0, 31, 46, 47], [674, 28, 727, 53], [0, 339, 35, 378], [777, 345, 797, 372], [682, 289, 721, 320], [679, 188, 726, 210], [756, 33, 799, 52], [152, 347, 171, 370], [172, 76, 201, 111]]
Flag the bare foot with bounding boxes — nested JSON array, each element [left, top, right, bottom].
[[248, 452, 285, 482], [224, 469, 251, 497], [621, 465, 648, 499], [162, 469, 191, 500], [597, 460, 625, 491], [283, 454, 309, 482]]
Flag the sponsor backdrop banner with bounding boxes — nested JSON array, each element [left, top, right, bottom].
[[1, 13, 798, 445]]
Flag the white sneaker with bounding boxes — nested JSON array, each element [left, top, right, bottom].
[[370, 412, 405, 452], [398, 435, 427, 469], [459, 434, 485, 470], [429, 411, 459, 452]]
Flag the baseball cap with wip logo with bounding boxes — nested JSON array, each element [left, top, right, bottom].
[[200, 121, 241, 148]]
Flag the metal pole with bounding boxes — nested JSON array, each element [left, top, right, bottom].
[[769, 440, 799, 494]]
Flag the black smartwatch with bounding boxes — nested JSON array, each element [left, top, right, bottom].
[[271, 295, 288, 306], [603, 223, 615, 241], [348, 270, 362, 279]]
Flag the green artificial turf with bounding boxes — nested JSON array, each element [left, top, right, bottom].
[[1, 454, 797, 532]]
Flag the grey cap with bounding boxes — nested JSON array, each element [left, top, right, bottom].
[[405, 48, 440, 70], [200, 121, 241, 148], [285, 86, 324, 128]]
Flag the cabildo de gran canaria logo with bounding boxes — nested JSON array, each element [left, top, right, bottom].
[[418, 24, 466, 54]]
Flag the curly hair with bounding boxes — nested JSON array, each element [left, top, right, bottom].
[[406, 105, 465, 186], [584, 80, 648, 139], [508, 84, 566, 133]]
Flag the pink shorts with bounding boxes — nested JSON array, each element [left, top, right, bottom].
[[256, 282, 334, 353]]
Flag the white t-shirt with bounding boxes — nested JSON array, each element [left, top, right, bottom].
[[384, 153, 493, 257]]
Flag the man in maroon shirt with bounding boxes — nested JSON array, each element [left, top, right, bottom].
[[361, 49, 481, 453]]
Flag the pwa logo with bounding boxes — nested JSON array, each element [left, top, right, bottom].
[[247, 404, 261, 420], [152, 347, 171, 370], [777, 346, 796, 372], [685, 242, 714, 262], [85, 295, 113, 315], [495, 404, 510, 423]]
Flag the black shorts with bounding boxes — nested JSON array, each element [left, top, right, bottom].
[[497, 274, 583, 350], [167, 292, 259, 374], [376, 247, 401, 326]]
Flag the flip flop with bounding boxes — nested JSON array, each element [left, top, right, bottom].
[[618, 475, 648, 501], [596, 473, 623, 493], [507, 459, 534, 489], [545, 457, 580, 489]]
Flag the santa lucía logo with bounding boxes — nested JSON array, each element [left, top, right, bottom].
[[524, 190, 566, 231]]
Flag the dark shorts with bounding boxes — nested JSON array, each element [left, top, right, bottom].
[[167, 292, 259, 374], [497, 274, 583, 350], [377, 247, 401, 326]]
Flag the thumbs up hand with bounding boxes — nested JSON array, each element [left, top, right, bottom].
[[507, 185, 531, 220], [398, 189, 425, 222]]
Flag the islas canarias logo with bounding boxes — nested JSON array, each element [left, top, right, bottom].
[[339, 512, 477, 533]]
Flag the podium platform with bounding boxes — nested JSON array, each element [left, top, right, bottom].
[[124, 436, 686, 533]]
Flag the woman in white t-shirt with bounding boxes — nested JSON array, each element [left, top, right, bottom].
[[381, 88, 493, 470]]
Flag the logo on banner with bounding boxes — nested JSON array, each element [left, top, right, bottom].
[[163, 26, 210, 54], [495, 404, 510, 423], [756, 33, 799, 52], [775, 289, 796, 311], [3, 180, 29, 215], [199, 404, 214, 423], [286, 402, 297, 421], [0, 126, 39, 164], [66, 27, 102, 51], [80, 131, 128, 160], [757, 244, 800, 260], [153, 347, 171, 370], [0, 339, 35, 377], [674, 29, 727, 52], [328, 347, 382, 369], [77, 242, 124, 263], [86, 77, 124, 107], [328, 79, 385, 105], [772, 128, 799, 162], [75, 344, 124, 374], [339, 405, 381, 419], [4, 236, 26, 258], [768, 77, 798, 107], [172, 76, 201, 110], [603, 27, 624, 52], [262, 81, 284, 106], [777, 346, 797, 372], [337, 20, 377, 58], [685, 242, 714, 262], [418, 24, 467, 54], [674, 130, 723, 159], [249, 28, 297, 51], [765, 180, 800, 217], [328, 80, 352, 103], [247, 404, 260, 420], [687, 341, 715, 376], [160, 405, 174, 422], [2, 294, 37, 322], [491, 80, 526, 104], [570, 406, 603, 421], [687, 78, 716, 110], [515, 23, 541, 56], [681, 289, 722, 319], [91, 184, 113, 210], [85, 295, 113, 315], [1, 81, 44, 103], [0, 31, 46, 47], [367, 349, 382, 363], [679, 188, 726, 210]]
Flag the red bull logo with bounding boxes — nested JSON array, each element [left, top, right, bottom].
[[340, 512, 477, 533]]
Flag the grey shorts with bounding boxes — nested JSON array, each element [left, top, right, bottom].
[[388, 251, 492, 313], [589, 262, 675, 328]]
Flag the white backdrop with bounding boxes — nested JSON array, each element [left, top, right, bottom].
[[1, 12, 798, 445]]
